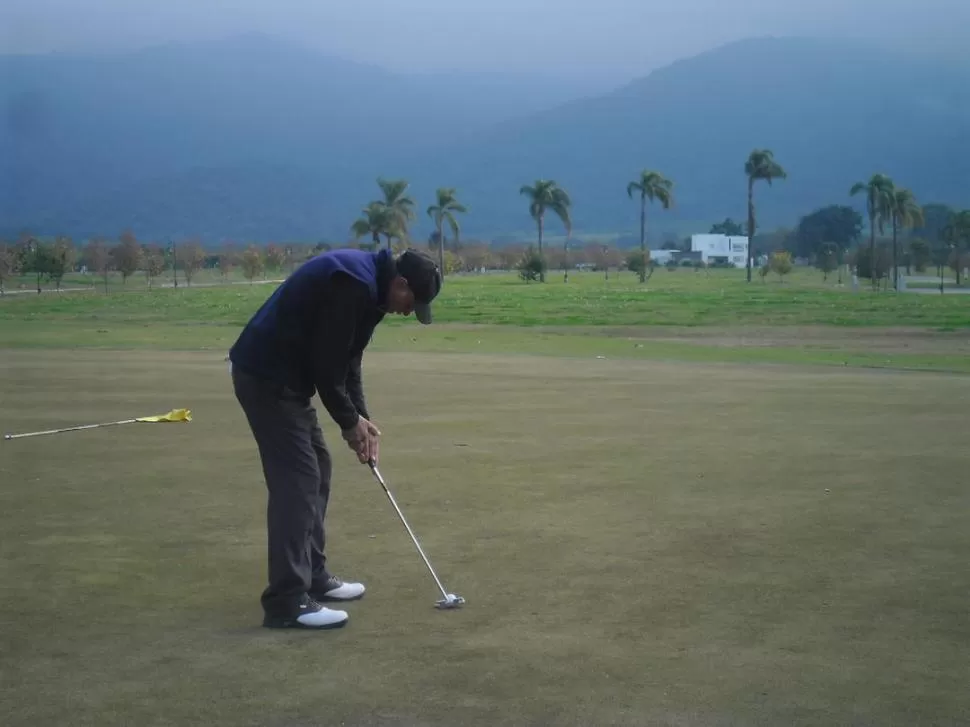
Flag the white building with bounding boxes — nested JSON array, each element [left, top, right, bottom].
[[648, 249, 676, 266], [690, 234, 749, 268]]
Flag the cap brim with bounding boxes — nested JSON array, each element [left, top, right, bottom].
[[414, 302, 433, 325]]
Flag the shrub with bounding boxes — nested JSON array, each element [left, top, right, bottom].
[[517, 247, 546, 282], [769, 250, 793, 281]]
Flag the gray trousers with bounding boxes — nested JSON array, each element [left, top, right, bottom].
[[232, 366, 334, 616]]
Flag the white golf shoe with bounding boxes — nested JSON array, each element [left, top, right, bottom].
[[312, 575, 366, 602], [262, 594, 348, 630]]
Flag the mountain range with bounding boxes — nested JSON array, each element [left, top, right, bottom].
[[3, 33, 969, 244]]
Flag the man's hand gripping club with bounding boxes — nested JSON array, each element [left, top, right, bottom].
[[342, 416, 381, 464]]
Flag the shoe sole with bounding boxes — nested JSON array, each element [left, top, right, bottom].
[[313, 592, 365, 603], [262, 617, 349, 630]]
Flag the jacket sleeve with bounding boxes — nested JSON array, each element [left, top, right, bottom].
[[346, 351, 369, 420], [311, 274, 371, 431]]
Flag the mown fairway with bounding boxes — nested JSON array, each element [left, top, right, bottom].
[[3, 270, 970, 374], [2, 271, 969, 726], [4, 269, 970, 331]]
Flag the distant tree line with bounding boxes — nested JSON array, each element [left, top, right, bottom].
[[4, 151, 969, 295], [0, 232, 313, 295], [339, 148, 970, 291], [750, 198, 969, 289]]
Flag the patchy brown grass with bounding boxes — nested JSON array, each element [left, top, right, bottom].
[[1, 350, 969, 726], [535, 325, 970, 355]]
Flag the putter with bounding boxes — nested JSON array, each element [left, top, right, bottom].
[[368, 459, 465, 610]]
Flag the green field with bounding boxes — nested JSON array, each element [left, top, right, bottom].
[[3, 266, 286, 293], [5, 268, 970, 329], [2, 268, 969, 726], [3, 269, 969, 372]]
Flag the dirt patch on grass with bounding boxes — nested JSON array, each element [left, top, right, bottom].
[[533, 325, 970, 355]]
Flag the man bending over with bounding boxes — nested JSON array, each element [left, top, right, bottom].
[[229, 246, 442, 629]]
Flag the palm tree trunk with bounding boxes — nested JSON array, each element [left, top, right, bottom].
[[869, 203, 876, 290], [563, 239, 569, 283], [538, 215, 545, 283], [746, 178, 755, 283], [892, 217, 899, 290], [437, 219, 445, 277], [639, 194, 647, 284]]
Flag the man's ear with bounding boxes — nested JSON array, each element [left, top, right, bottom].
[[385, 276, 402, 301]]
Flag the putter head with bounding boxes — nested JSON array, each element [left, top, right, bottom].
[[435, 593, 465, 610]]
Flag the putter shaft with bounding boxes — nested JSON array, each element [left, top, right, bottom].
[[368, 461, 452, 602]]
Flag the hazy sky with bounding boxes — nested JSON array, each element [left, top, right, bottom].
[[3, 0, 968, 80]]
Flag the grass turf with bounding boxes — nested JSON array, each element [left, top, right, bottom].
[[3, 269, 970, 330], [1, 349, 969, 726], [2, 268, 969, 724], [2, 269, 970, 374]]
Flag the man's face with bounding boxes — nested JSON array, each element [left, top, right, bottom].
[[385, 276, 416, 317]]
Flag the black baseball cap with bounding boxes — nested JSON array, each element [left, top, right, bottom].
[[396, 249, 442, 324]]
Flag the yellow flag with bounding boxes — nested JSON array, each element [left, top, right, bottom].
[[136, 409, 193, 423]]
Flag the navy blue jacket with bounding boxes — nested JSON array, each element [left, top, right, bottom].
[[229, 248, 395, 431]]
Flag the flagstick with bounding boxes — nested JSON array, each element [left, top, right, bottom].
[[4, 419, 139, 440], [3, 409, 191, 440]]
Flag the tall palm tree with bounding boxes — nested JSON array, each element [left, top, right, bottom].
[[745, 150, 787, 282], [942, 210, 970, 285], [375, 177, 416, 247], [627, 170, 674, 283], [850, 173, 895, 289], [426, 187, 468, 275], [889, 187, 924, 290], [351, 202, 395, 249], [519, 180, 572, 283]]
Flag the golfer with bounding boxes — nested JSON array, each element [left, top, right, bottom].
[[229, 246, 442, 629]]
